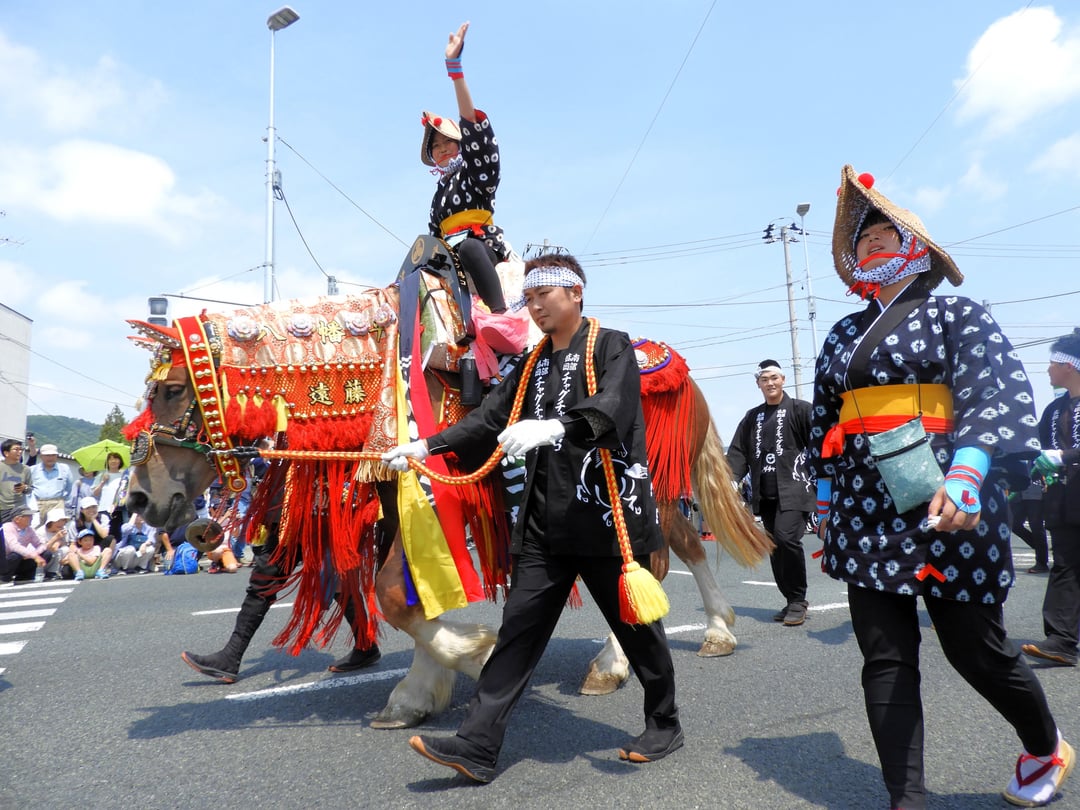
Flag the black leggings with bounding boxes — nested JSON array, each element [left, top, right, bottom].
[[456, 237, 506, 312], [848, 584, 1057, 809]]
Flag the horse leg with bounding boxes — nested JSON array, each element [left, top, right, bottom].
[[580, 631, 630, 696], [663, 501, 737, 657], [370, 537, 497, 729]]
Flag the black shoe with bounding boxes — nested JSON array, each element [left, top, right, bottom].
[[783, 601, 809, 627], [1021, 643, 1078, 667], [617, 726, 685, 763], [328, 645, 381, 673], [180, 651, 240, 683], [409, 735, 496, 783], [772, 607, 787, 622], [1026, 565, 1050, 574]]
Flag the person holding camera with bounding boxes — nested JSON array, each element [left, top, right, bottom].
[[0, 438, 33, 525]]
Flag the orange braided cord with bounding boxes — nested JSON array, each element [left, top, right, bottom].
[[257, 336, 553, 487]]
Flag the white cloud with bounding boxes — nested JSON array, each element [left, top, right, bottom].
[[911, 184, 951, 217], [38, 325, 95, 348], [0, 30, 165, 133], [956, 7, 1080, 136], [0, 139, 224, 241], [958, 161, 1007, 201], [1030, 132, 1080, 180], [0, 258, 35, 309]]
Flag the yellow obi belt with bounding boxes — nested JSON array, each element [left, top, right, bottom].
[[439, 208, 494, 238], [822, 383, 953, 458]]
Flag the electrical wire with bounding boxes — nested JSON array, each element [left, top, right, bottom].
[[278, 137, 408, 248], [582, 0, 718, 250]]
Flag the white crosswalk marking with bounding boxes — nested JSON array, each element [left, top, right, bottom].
[[0, 580, 77, 676]]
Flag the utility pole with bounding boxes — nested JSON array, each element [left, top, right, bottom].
[[763, 221, 803, 397], [780, 225, 803, 397]]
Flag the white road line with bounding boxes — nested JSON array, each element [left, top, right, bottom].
[[0, 609, 57, 621], [743, 580, 779, 587], [226, 667, 410, 702], [667, 570, 692, 577], [812, 602, 850, 613], [0, 640, 28, 655], [664, 623, 706, 636], [0, 597, 67, 608], [0, 585, 74, 595], [0, 621, 45, 635], [0, 668, 5, 675], [192, 602, 294, 617]]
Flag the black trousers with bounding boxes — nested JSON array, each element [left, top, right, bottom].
[[1041, 522, 1080, 653], [758, 498, 808, 604], [456, 237, 506, 312], [1011, 498, 1049, 568], [848, 585, 1058, 810], [456, 538, 679, 763]]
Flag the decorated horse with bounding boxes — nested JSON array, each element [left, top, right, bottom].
[[124, 236, 771, 728]]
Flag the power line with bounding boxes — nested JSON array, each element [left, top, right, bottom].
[[278, 136, 408, 248], [582, 0, 718, 250]]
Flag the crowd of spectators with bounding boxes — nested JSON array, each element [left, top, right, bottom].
[[1, 435, 263, 586]]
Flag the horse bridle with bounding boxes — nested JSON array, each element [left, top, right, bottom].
[[129, 396, 215, 467]]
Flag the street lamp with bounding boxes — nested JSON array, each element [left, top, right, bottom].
[[795, 202, 818, 354], [264, 6, 300, 303]]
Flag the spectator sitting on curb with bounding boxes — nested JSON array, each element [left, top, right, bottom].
[[186, 519, 237, 573], [113, 513, 156, 574], [67, 528, 112, 581], [34, 507, 70, 581], [1, 505, 53, 585], [69, 497, 114, 560]]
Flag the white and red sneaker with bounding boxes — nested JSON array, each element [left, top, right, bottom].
[[1003, 735, 1075, 807]]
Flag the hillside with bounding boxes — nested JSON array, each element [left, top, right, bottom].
[[26, 415, 103, 455]]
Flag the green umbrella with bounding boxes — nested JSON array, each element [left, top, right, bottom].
[[71, 439, 131, 472]]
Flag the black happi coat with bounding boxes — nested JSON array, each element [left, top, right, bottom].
[[433, 321, 663, 556], [1039, 394, 1080, 528], [726, 392, 816, 515], [809, 293, 1040, 602], [427, 110, 510, 261]]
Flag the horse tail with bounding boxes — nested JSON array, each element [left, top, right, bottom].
[[693, 418, 774, 567]]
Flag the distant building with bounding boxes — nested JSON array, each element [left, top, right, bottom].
[[0, 301, 31, 443]]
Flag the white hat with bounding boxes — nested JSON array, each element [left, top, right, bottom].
[[39, 443, 59, 455], [78, 496, 98, 510], [45, 507, 68, 526]]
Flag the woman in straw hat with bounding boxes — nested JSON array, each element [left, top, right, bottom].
[[419, 21, 510, 315], [808, 166, 1072, 808]]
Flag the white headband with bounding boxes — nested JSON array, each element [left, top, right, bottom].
[[754, 365, 783, 380], [1050, 351, 1080, 372], [522, 265, 584, 291]]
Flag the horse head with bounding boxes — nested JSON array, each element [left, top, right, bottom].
[[123, 321, 220, 533]]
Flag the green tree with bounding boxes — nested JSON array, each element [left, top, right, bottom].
[[100, 405, 127, 442]]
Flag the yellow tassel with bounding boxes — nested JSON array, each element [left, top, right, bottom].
[[235, 390, 248, 419], [619, 561, 670, 625], [150, 361, 171, 381], [273, 394, 289, 433], [252, 524, 268, 548]]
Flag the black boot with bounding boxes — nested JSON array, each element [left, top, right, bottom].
[[181, 591, 272, 683], [329, 593, 381, 672]]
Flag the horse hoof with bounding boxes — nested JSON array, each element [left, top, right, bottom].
[[370, 707, 430, 730], [580, 671, 626, 696], [697, 638, 736, 658]]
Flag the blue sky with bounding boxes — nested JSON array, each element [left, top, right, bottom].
[[1, 2, 1078, 439]]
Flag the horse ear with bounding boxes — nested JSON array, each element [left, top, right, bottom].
[[127, 319, 182, 349]]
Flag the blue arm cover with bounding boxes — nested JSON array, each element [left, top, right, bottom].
[[944, 446, 990, 515]]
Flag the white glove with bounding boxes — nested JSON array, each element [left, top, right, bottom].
[[381, 440, 429, 472], [497, 419, 566, 459]]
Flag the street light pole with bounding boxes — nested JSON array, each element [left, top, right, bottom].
[[264, 6, 300, 304], [796, 202, 818, 355], [780, 224, 803, 397]]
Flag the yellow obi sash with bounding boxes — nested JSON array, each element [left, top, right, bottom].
[[822, 383, 953, 458], [439, 208, 494, 237]]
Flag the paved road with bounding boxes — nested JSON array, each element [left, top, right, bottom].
[[1, 537, 1076, 809]]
